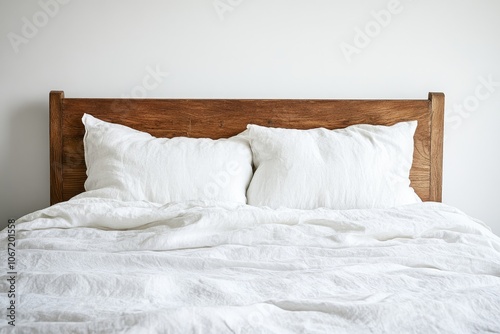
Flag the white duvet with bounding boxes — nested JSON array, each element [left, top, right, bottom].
[[1, 199, 500, 333]]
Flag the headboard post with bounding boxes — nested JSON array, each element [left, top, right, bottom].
[[429, 92, 445, 202], [50, 91, 64, 205]]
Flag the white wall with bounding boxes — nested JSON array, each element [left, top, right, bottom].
[[1, 0, 499, 234]]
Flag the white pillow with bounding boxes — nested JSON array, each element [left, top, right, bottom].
[[78, 114, 253, 204], [246, 122, 421, 209]]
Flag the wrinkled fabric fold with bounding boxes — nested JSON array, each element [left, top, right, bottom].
[[1, 199, 499, 333]]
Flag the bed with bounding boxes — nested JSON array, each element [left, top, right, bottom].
[[1, 91, 499, 333]]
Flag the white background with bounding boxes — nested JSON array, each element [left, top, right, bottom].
[[1, 0, 499, 235]]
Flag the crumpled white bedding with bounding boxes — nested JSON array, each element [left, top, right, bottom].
[[1, 199, 500, 333]]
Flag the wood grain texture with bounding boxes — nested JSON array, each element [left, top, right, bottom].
[[49, 91, 445, 205], [49, 91, 64, 205], [429, 92, 445, 202]]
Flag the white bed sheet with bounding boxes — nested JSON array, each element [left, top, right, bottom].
[[1, 199, 500, 333]]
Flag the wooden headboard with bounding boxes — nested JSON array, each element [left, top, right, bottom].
[[49, 91, 444, 205]]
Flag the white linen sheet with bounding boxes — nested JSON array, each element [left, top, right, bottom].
[[1, 199, 500, 333]]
